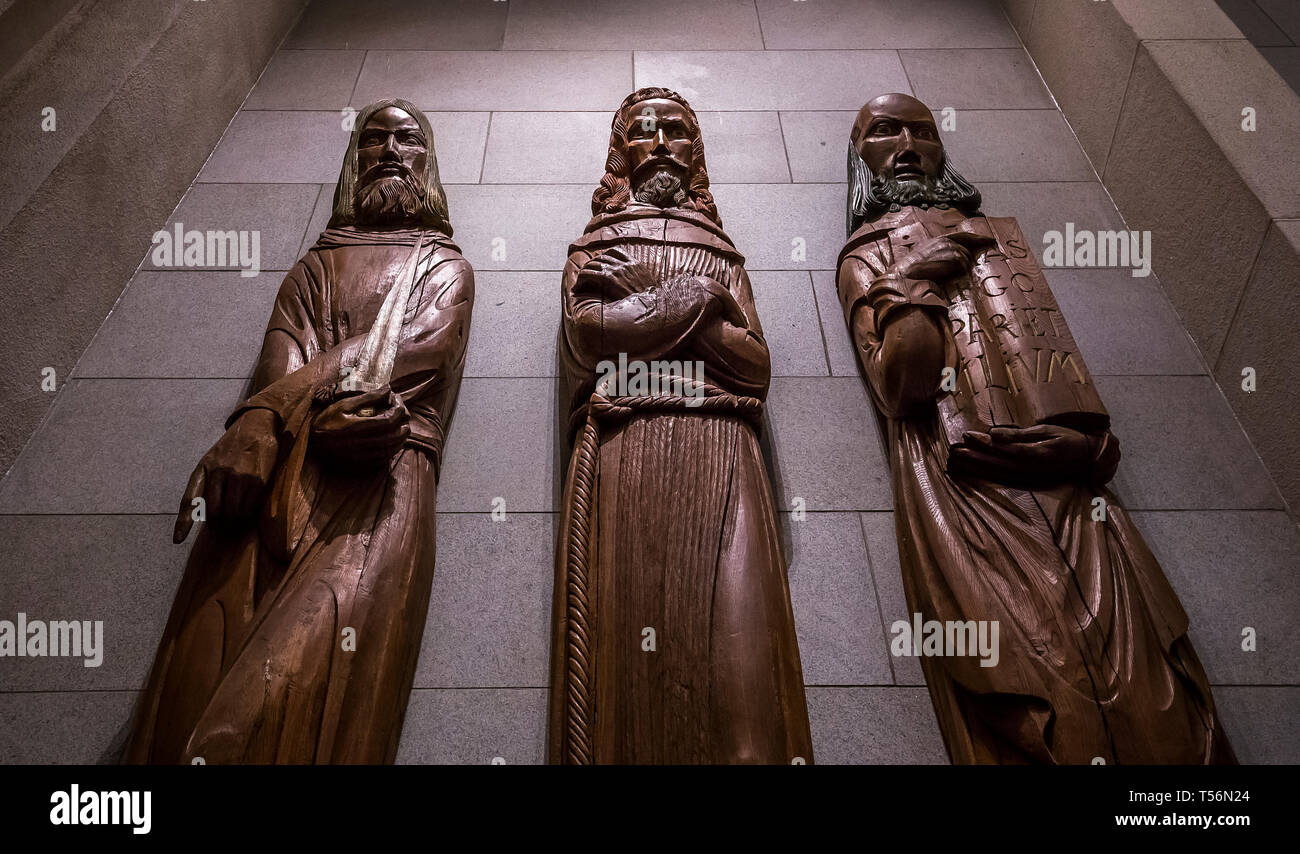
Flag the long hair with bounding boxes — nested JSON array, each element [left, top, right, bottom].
[[845, 142, 981, 237], [328, 98, 453, 235], [591, 87, 720, 226]]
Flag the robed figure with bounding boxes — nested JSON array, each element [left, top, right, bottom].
[[837, 93, 1232, 764], [549, 88, 813, 764], [124, 99, 474, 764]]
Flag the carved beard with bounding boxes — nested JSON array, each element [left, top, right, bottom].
[[869, 173, 959, 210], [632, 168, 688, 209], [353, 173, 426, 226]]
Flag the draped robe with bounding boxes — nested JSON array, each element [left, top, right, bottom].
[[124, 226, 473, 764], [838, 209, 1232, 764], [549, 205, 813, 764]]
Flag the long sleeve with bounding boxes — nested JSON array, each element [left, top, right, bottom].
[[839, 253, 951, 419]]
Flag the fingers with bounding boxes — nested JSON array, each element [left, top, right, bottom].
[[173, 465, 206, 543]]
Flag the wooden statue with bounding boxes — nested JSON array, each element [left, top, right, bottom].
[[124, 98, 474, 764], [549, 87, 814, 764], [836, 93, 1233, 764]]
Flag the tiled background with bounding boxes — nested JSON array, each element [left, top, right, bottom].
[[1218, 0, 1300, 95], [1, 0, 1297, 764]]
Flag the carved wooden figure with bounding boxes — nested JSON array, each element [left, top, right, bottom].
[[837, 93, 1232, 764], [549, 88, 813, 764], [124, 99, 474, 764]]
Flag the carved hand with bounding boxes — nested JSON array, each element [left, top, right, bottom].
[[309, 387, 410, 467], [173, 408, 281, 542], [952, 424, 1118, 486], [895, 232, 994, 282], [576, 247, 658, 298]]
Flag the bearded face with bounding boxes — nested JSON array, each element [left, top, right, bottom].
[[352, 105, 429, 227], [846, 93, 982, 233], [633, 168, 688, 208], [354, 171, 427, 225]]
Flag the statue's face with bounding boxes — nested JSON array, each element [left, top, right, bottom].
[[356, 106, 427, 189], [854, 94, 943, 184], [623, 98, 696, 184]]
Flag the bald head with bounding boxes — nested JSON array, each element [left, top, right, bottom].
[[850, 93, 944, 183]]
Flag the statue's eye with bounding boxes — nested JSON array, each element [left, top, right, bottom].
[[870, 121, 897, 136], [915, 127, 937, 140]]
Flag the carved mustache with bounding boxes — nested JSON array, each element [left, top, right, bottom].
[[360, 159, 414, 183]]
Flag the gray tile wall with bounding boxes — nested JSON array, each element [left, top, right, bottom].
[[2, 0, 1296, 765]]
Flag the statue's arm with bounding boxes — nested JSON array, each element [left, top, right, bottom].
[[387, 253, 475, 403], [228, 258, 366, 434], [561, 250, 720, 367], [689, 265, 771, 397], [840, 255, 950, 418]]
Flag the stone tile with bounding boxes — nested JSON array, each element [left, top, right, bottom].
[[1214, 221, 1300, 515], [480, 112, 612, 185], [710, 183, 844, 270], [749, 272, 828, 378], [1097, 375, 1283, 511], [396, 688, 548, 764], [199, 110, 488, 185], [504, 0, 763, 49], [199, 111, 353, 184], [1112, 0, 1244, 38], [1260, 46, 1300, 94], [860, 512, 927, 686], [1144, 39, 1300, 220], [1134, 510, 1300, 686], [242, 49, 365, 110], [783, 512, 892, 686], [978, 181, 1127, 264], [142, 183, 319, 274], [1218, 0, 1295, 46], [286, 0, 508, 50], [415, 514, 553, 689], [806, 687, 948, 764], [1001, 0, 1038, 34], [634, 51, 911, 111], [942, 110, 1095, 183], [0, 691, 136, 764], [465, 272, 560, 378], [779, 110, 855, 184], [811, 270, 862, 378], [353, 51, 633, 111], [1023, 0, 1139, 171], [696, 112, 791, 184], [1105, 43, 1273, 362], [443, 184, 593, 272], [436, 378, 556, 513], [74, 271, 280, 379], [0, 516, 186, 692], [1214, 686, 1300, 764], [756, 0, 1018, 49], [766, 377, 891, 512], [298, 184, 336, 259], [1047, 268, 1206, 377], [0, 379, 240, 515], [900, 48, 1054, 110], [1258, 0, 1300, 43]]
